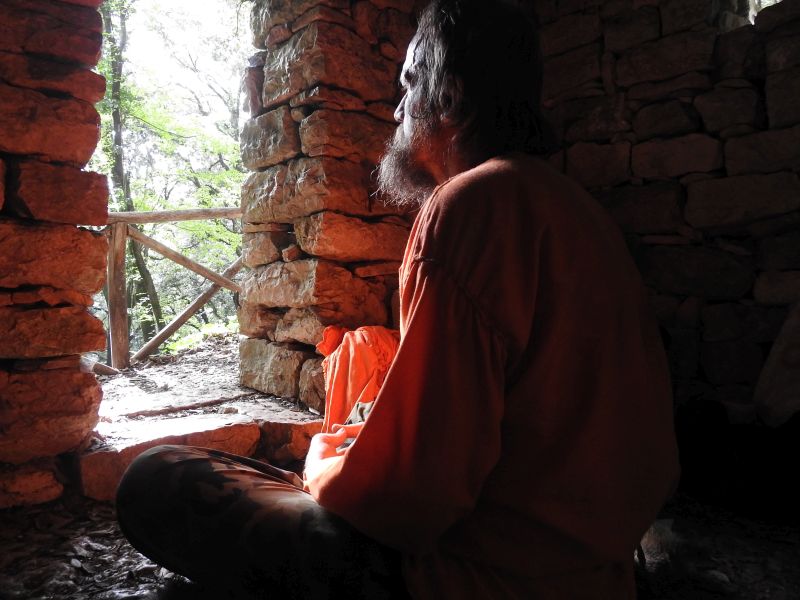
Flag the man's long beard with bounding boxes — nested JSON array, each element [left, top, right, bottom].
[[376, 125, 438, 208]]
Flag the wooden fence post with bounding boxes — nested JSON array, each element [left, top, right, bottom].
[[107, 222, 130, 369]]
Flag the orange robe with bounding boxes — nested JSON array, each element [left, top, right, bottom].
[[306, 153, 680, 599]]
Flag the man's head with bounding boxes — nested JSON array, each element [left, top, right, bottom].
[[377, 0, 549, 207]]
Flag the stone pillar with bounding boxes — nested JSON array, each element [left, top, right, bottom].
[[238, 0, 418, 412], [0, 0, 108, 508]]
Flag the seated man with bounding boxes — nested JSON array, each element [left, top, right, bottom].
[[116, 1, 680, 598]]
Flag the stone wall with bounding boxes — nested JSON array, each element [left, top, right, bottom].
[[536, 0, 800, 429], [238, 0, 420, 411], [0, 0, 107, 508]]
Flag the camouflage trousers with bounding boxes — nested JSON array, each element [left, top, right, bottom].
[[116, 445, 409, 599]]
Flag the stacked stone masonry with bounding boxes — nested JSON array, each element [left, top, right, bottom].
[[0, 0, 108, 508], [239, 0, 420, 411], [537, 0, 800, 427]]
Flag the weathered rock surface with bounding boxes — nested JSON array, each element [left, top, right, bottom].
[[563, 94, 631, 142], [0, 369, 101, 464], [725, 124, 800, 175], [639, 246, 754, 300], [5, 161, 108, 226], [300, 109, 394, 164], [766, 32, 800, 73], [701, 340, 763, 385], [352, 1, 414, 50], [0, 159, 5, 211], [543, 43, 601, 101], [566, 141, 630, 188], [242, 157, 399, 223], [238, 302, 281, 340], [0, 50, 105, 103], [541, 12, 600, 56], [0, 306, 105, 358], [694, 87, 763, 133], [290, 5, 355, 33], [275, 307, 326, 345], [701, 303, 787, 343], [755, 302, 800, 426], [0, 0, 102, 67], [659, 0, 714, 35], [685, 172, 800, 229], [0, 218, 106, 294], [240, 106, 301, 171], [616, 31, 716, 88], [290, 86, 366, 111], [260, 419, 322, 465], [753, 271, 800, 305], [354, 261, 401, 278], [240, 259, 388, 326], [251, 0, 349, 46], [596, 182, 684, 234], [262, 22, 396, 109], [755, 0, 800, 33], [633, 100, 700, 140], [766, 67, 800, 129], [299, 358, 325, 413], [0, 461, 62, 509], [627, 71, 712, 102], [0, 83, 99, 166], [715, 25, 765, 81], [633, 134, 722, 179], [759, 231, 800, 271], [604, 7, 660, 53], [0, 286, 93, 308], [295, 211, 408, 262], [239, 338, 315, 397], [242, 231, 292, 268], [244, 51, 267, 116]]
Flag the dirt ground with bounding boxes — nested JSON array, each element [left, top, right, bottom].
[[1, 334, 798, 599]]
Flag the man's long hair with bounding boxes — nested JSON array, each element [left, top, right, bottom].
[[412, 0, 552, 156]]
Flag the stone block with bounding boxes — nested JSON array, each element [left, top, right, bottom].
[[665, 327, 699, 379], [242, 157, 399, 224], [238, 302, 281, 340], [240, 259, 388, 326], [715, 25, 766, 80], [766, 67, 800, 129], [0, 218, 106, 294], [616, 31, 716, 88], [282, 243, 305, 261], [0, 83, 99, 166], [290, 86, 366, 112], [242, 231, 292, 268], [0, 0, 102, 67], [352, 2, 414, 51], [275, 308, 326, 345], [240, 106, 301, 171], [299, 358, 326, 414], [291, 5, 354, 33], [754, 271, 800, 305], [604, 7, 660, 53], [632, 100, 700, 141], [300, 109, 394, 164], [354, 261, 401, 278], [0, 50, 105, 104], [766, 33, 800, 72], [595, 182, 684, 234], [565, 141, 631, 188], [694, 87, 763, 133], [564, 94, 631, 143], [262, 23, 396, 109], [239, 338, 315, 397], [632, 134, 722, 179], [755, 302, 800, 426], [627, 71, 712, 102], [540, 12, 600, 57], [0, 368, 101, 464], [251, 0, 349, 46], [701, 340, 763, 385], [542, 43, 601, 101], [244, 52, 267, 117], [0, 461, 62, 509], [260, 419, 323, 465], [0, 158, 5, 211], [759, 231, 800, 270], [638, 245, 754, 300], [557, 0, 603, 16], [5, 161, 108, 226], [686, 172, 800, 230], [295, 211, 409, 262], [701, 302, 787, 343], [725, 124, 800, 175], [660, 0, 714, 35], [755, 0, 800, 33], [0, 286, 93, 308], [0, 306, 105, 358]]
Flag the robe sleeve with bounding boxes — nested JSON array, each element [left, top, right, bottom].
[[305, 258, 507, 555]]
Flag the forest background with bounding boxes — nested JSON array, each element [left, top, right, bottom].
[[92, 0, 251, 359]]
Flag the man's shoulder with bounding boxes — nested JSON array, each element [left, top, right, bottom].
[[434, 152, 542, 203]]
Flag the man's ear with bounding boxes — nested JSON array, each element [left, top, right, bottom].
[[439, 74, 464, 127]]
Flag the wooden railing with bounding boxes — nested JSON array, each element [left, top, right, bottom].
[[104, 206, 243, 369]]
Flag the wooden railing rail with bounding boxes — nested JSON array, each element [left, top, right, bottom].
[[104, 207, 243, 370]]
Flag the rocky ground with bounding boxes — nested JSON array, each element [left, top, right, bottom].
[[1, 334, 799, 599]]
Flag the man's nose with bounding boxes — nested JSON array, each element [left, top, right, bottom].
[[394, 93, 406, 123]]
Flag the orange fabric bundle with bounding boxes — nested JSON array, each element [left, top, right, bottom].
[[316, 325, 401, 433]]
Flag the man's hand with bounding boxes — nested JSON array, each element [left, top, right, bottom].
[[304, 423, 363, 485]]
